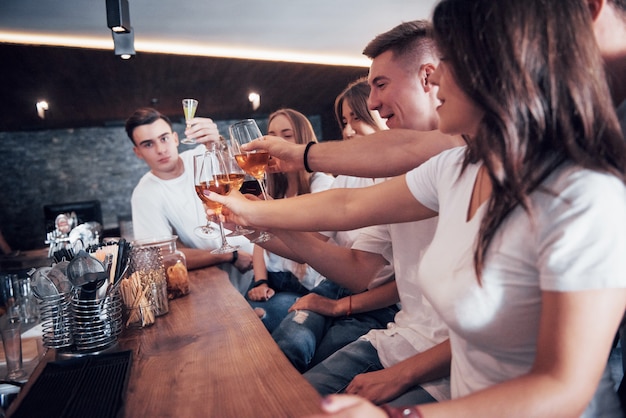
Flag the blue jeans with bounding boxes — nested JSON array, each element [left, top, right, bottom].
[[273, 302, 398, 373], [304, 339, 436, 406], [246, 271, 311, 333]]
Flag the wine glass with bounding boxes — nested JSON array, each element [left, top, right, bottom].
[[222, 142, 255, 236], [193, 153, 220, 239], [181, 98, 199, 144], [229, 119, 272, 243], [195, 146, 239, 254]]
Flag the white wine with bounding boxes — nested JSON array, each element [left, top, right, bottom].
[[194, 174, 231, 212], [235, 152, 270, 179]]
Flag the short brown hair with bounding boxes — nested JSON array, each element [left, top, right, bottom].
[[362, 20, 438, 73], [124, 107, 173, 145]]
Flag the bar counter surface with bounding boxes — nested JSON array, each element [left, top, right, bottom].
[[8, 266, 322, 417]]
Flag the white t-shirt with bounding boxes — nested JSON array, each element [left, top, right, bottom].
[[263, 172, 335, 290], [352, 218, 450, 401], [131, 146, 253, 254], [408, 147, 626, 407], [320, 175, 395, 288]]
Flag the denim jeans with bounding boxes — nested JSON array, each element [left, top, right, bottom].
[[273, 302, 398, 373], [304, 339, 436, 406], [246, 271, 310, 333]]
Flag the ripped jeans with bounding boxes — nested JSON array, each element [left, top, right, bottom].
[[271, 281, 398, 373]]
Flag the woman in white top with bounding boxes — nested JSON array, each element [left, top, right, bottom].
[[209, 0, 626, 416], [246, 108, 334, 332]]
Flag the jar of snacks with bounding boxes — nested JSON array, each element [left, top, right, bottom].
[[132, 236, 189, 300]]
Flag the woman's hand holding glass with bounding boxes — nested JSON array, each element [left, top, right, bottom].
[[203, 187, 267, 235], [194, 145, 239, 254]]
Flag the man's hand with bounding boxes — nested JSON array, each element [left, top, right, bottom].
[[242, 136, 306, 173], [232, 250, 253, 273], [345, 368, 410, 405], [184, 117, 222, 144]]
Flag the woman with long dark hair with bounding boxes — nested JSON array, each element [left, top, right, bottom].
[[209, 0, 626, 416]]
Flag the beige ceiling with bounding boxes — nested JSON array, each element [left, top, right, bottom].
[[0, 0, 438, 133], [0, 0, 436, 64]]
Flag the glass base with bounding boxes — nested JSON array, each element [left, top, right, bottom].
[[226, 226, 255, 237], [250, 232, 272, 244], [180, 137, 196, 145], [210, 244, 239, 254], [194, 225, 220, 239], [6, 369, 26, 381]]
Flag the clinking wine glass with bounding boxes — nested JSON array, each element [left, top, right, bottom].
[[229, 119, 272, 243], [195, 147, 239, 254], [222, 143, 255, 237], [181, 98, 199, 144], [193, 153, 220, 239]]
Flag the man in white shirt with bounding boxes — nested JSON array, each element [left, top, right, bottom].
[[125, 108, 254, 293]]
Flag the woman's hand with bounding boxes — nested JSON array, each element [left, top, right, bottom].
[[247, 284, 275, 301], [206, 189, 260, 228], [288, 293, 340, 316], [304, 395, 386, 418]]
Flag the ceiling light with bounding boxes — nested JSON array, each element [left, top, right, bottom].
[[36, 100, 49, 119], [248, 92, 260, 111], [0, 32, 371, 67], [106, 0, 131, 33], [112, 28, 135, 59]]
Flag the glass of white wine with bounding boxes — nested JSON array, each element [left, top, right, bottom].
[[181, 98, 198, 144], [229, 119, 272, 243], [221, 141, 255, 236], [194, 145, 239, 254], [193, 153, 220, 239]]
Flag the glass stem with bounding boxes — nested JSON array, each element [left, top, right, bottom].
[[256, 177, 269, 200], [217, 217, 229, 248]]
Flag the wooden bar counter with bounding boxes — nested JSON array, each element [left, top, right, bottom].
[[9, 266, 323, 417]]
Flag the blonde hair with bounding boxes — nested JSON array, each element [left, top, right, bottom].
[[266, 108, 319, 198]]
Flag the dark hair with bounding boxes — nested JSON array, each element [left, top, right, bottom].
[[124, 107, 173, 145], [266, 108, 318, 198], [432, 0, 626, 278], [333, 77, 382, 135], [362, 20, 438, 74]]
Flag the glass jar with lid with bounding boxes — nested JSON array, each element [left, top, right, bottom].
[[131, 236, 190, 300]]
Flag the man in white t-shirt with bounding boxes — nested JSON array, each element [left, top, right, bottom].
[[265, 21, 463, 406], [125, 108, 254, 294]]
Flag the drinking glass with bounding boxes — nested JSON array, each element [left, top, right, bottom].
[[0, 316, 26, 381], [181, 98, 199, 144], [193, 153, 220, 239], [195, 146, 239, 254], [222, 143, 255, 236], [229, 119, 272, 243]]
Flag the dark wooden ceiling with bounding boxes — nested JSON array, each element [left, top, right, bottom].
[[0, 43, 368, 137]]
